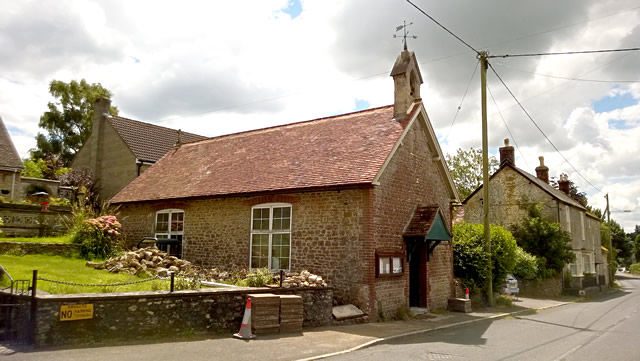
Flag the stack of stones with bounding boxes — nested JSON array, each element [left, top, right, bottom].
[[281, 270, 327, 288], [86, 248, 191, 277], [249, 294, 281, 334], [279, 295, 303, 333]]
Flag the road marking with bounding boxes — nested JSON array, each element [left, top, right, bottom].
[[554, 344, 582, 360]]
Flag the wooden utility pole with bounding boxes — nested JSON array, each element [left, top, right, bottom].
[[480, 51, 493, 306]]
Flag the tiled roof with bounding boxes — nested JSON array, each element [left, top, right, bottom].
[[403, 205, 441, 238], [462, 163, 587, 210], [111, 105, 406, 203], [0, 116, 24, 170], [108, 116, 207, 163]]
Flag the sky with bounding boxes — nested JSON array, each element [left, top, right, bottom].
[[0, 0, 638, 231]]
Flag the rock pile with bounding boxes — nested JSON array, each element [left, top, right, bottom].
[[86, 247, 191, 277], [86, 247, 328, 288], [281, 270, 327, 288]]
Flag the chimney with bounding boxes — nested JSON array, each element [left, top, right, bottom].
[[535, 156, 549, 184], [89, 97, 111, 175], [499, 138, 515, 166], [558, 173, 570, 194], [390, 49, 423, 119]]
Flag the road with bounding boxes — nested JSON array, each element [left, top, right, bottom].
[[327, 276, 640, 361]]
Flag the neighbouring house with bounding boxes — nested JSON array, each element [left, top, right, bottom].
[[111, 48, 460, 318], [463, 139, 608, 291], [0, 115, 24, 202], [71, 99, 207, 201]]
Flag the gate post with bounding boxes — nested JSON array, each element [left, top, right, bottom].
[[29, 270, 38, 345]]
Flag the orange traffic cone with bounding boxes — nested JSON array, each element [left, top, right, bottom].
[[233, 298, 256, 340]]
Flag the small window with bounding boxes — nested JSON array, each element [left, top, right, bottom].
[[155, 209, 184, 258], [582, 254, 592, 274], [250, 203, 292, 271], [376, 253, 404, 277]]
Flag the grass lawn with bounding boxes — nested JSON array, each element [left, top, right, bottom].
[[0, 254, 171, 294], [0, 235, 73, 244]]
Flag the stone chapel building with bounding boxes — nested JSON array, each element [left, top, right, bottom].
[[111, 49, 459, 318]]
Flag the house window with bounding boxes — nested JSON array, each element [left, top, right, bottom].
[[580, 213, 585, 241], [565, 206, 571, 232], [582, 254, 593, 274], [569, 251, 581, 276], [376, 253, 404, 277], [250, 203, 291, 271], [155, 209, 184, 240]]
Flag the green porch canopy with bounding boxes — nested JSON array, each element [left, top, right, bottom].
[[403, 205, 452, 259]]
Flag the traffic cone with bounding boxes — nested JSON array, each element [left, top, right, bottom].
[[233, 298, 256, 340], [465, 288, 470, 300]]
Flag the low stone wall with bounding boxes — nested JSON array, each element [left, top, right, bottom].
[[0, 242, 80, 256], [0, 203, 71, 237], [519, 277, 562, 298], [23, 287, 332, 347]]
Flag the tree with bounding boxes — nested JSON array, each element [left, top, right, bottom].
[[511, 203, 575, 278], [634, 234, 640, 265], [446, 148, 499, 200], [550, 174, 588, 207], [31, 79, 118, 169], [608, 219, 632, 265], [453, 222, 534, 297]]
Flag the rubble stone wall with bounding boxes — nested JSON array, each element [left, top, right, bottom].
[[0, 242, 79, 256], [29, 287, 332, 347], [118, 189, 367, 308]]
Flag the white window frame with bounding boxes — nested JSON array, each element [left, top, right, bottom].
[[565, 206, 571, 232], [582, 253, 593, 275], [250, 203, 292, 271], [569, 251, 581, 276], [154, 209, 184, 240], [580, 212, 586, 241]]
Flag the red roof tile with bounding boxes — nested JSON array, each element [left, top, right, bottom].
[[111, 105, 405, 203], [108, 116, 207, 162]]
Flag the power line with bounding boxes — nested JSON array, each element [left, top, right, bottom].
[[488, 62, 603, 193], [444, 60, 479, 141], [486, 83, 532, 173], [406, 0, 479, 54], [490, 47, 640, 59], [493, 61, 640, 83]]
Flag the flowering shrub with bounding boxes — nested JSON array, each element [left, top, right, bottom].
[[72, 215, 123, 259]]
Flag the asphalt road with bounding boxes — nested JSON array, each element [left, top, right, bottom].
[[327, 276, 640, 361]]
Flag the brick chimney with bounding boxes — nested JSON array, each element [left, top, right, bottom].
[[535, 156, 549, 184], [558, 173, 570, 194], [499, 138, 515, 166], [390, 49, 423, 119]]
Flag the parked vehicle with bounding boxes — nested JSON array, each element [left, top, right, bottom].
[[502, 274, 519, 297], [618, 266, 627, 273]]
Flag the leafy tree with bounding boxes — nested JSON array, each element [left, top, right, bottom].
[[634, 234, 640, 265], [31, 79, 118, 169], [608, 219, 632, 265], [22, 154, 69, 179], [600, 222, 616, 281], [453, 222, 533, 297], [21, 158, 47, 178], [446, 148, 499, 200], [511, 203, 575, 278], [59, 168, 99, 207], [550, 174, 588, 207]]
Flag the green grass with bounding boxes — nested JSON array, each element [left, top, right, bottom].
[[0, 235, 73, 244], [0, 254, 171, 294]]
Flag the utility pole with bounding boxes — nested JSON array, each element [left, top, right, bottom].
[[605, 193, 610, 223], [480, 51, 493, 306]]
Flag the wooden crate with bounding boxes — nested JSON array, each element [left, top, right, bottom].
[[248, 294, 280, 334], [279, 295, 303, 333]]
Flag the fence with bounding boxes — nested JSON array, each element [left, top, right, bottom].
[[0, 266, 34, 344]]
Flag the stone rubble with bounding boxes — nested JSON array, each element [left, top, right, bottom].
[[86, 247, 328, 287]]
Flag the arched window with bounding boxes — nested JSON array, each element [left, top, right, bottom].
[[250, 203, 291, 271]]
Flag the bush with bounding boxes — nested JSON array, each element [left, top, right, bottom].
[[513, 247, 538, 280], [495, 294, 513, 307], [234, 268, 274, 287], [71, 215, 122, 259], [453, 222, 521, 293], [511, 203, 575, 278], [629, 263, 640, 275]]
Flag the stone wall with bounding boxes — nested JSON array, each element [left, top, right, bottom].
[[119, 190, 367, 309], [0, 203, 71, 237], [373, 115, 454, 317], [21, 287, 332, 347], [0, 170, 21, 202], [0, 242, 80, 256], [519, 276, 562, 298]]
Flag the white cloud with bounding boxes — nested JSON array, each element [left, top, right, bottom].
[[0, 0, 639, 230]]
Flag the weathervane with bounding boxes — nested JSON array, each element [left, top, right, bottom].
[[394, 21, 417, 50]]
